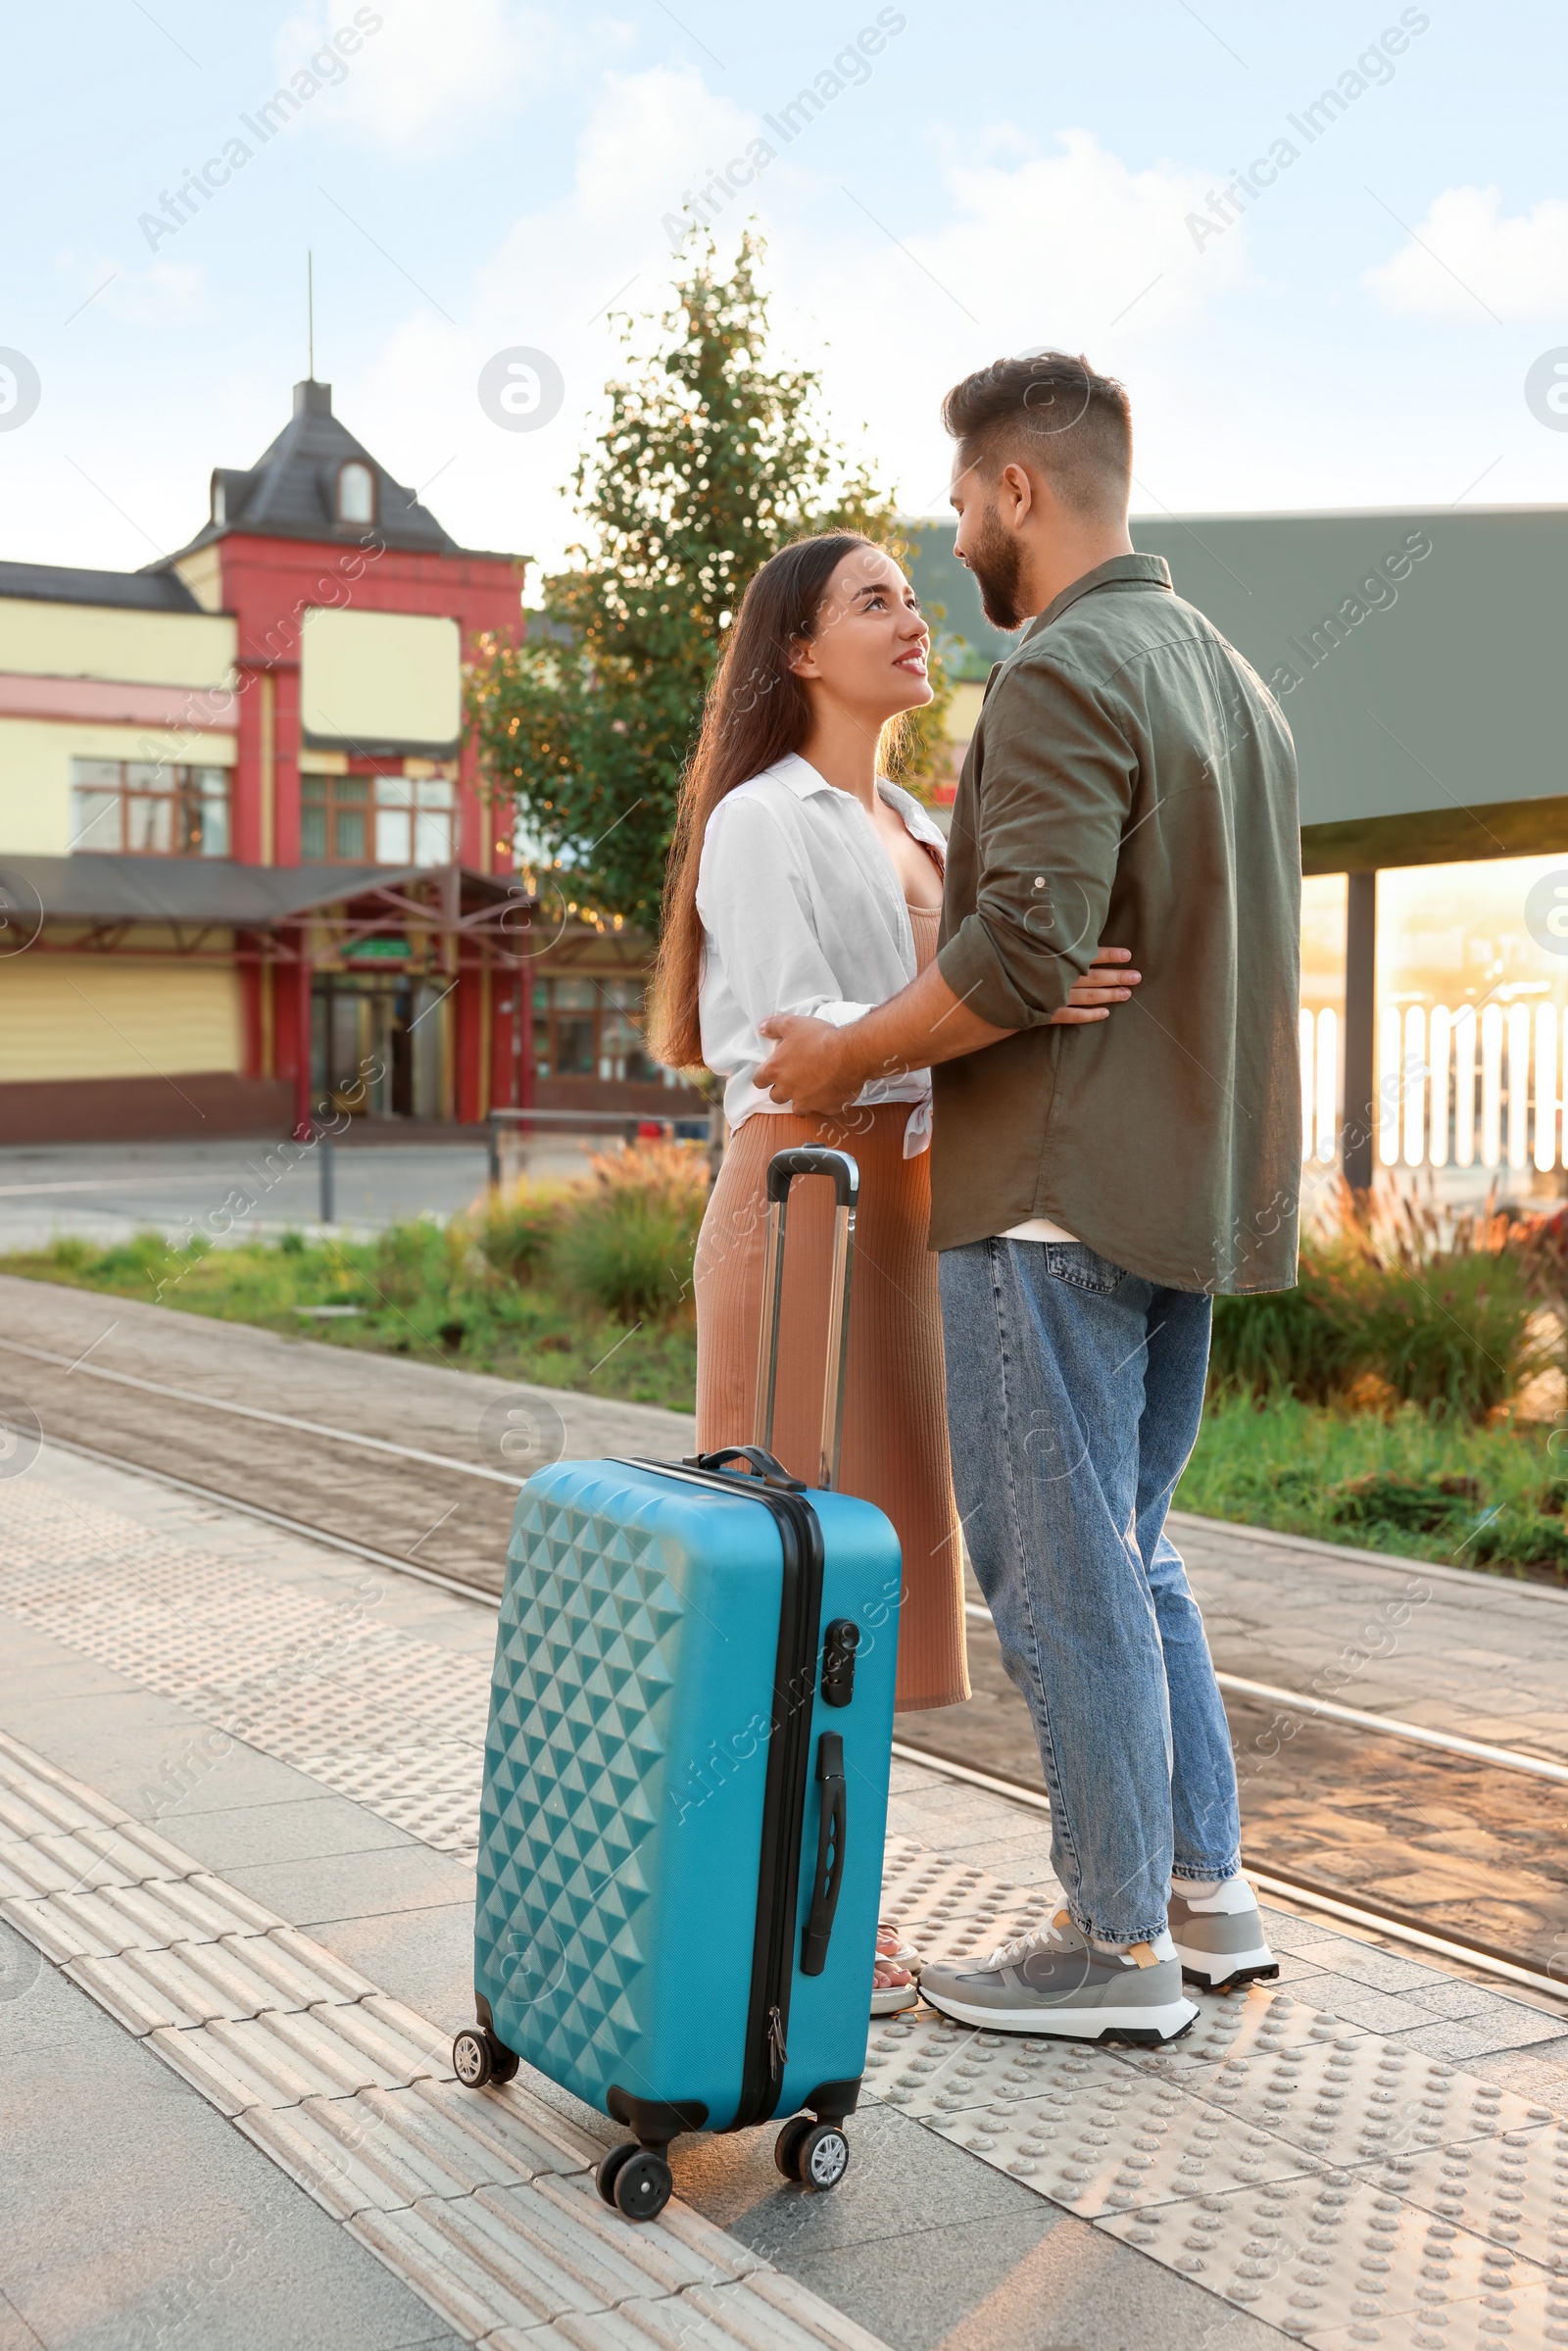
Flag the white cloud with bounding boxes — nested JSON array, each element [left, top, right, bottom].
[[271, 0, 612, 148], [1366, 185, 1568, 322], [339, 65, 756, 571], [915, 130, 1248, 345], [561, 62, 750, 237], [760, 128, 1250, 518], [328, 102, 1256, 573]]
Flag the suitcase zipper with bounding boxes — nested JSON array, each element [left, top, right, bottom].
[[615, 1459, 824, 2130], [741, 1480, 823, 2126]]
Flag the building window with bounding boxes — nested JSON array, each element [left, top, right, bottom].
[[599, 979, 663, 1082], [374, 774, 456, 867], [300, 771, 369, 862], [302, 772, 456, 866], [71, 759, 231, 857], [531, 977, 666, 1084], [337, 461, 375, 526]]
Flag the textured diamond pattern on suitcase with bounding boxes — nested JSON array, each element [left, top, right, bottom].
[[475, 1487, 687, 2089]]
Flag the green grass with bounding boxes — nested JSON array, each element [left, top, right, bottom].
[[0, 1147, 713, 1410], [12, 1195, 1568, 1585], [1177, 1394, 1568, 1584], [1209, 1220, 1551, 1419], [4, 1214, 699, 1411]]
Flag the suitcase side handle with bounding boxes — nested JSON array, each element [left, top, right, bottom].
[[754, 1147, 860, 1491], [799, 1732, 847, 1977]]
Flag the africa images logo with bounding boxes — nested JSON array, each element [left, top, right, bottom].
[[1525, 871, 1568, 956], [1525, 350, 1568, 432]]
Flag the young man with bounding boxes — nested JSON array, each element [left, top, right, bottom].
[[755, 352, 1301, 2042]]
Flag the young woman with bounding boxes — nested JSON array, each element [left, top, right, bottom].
[[650, 531, 1133, 2008]]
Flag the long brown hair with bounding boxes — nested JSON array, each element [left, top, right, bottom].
[[649, 531, 885, 1071]]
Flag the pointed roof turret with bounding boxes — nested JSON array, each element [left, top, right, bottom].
[[153, 379, 497, 565]]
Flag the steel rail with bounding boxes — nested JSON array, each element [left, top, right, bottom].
[[889, 1740, 1568, 2007], [959, 1600, 1568, 1787], [6, 1346, 1561, 1788], [24, 1421, 1568, 2010], [23, 1428, 498, 1605], [0, 1334, 528, 1488], [1214, 1667, 1568, 1785]]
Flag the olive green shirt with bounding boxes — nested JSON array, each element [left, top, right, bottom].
[[933, 554, 1301, 1294]]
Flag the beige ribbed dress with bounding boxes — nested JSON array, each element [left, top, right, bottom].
[[693, 904, 969, 1712]]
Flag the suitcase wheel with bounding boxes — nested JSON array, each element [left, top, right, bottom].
[[453, 2028, 519, 2089], [602, 2145, 672, 2223], [776, 2118, 851, 2193], [596, 2141, 638, 2207]]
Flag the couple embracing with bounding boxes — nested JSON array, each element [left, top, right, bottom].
[[649, 351, 1302, 2044]]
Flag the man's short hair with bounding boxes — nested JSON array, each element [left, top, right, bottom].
[[942, 351, 1132, 515]]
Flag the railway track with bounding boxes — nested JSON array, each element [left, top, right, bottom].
[[6, 1321, 1566, 2013], [0, 1329, 555, 1594]]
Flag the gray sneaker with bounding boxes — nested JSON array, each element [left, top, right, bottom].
[[918, 1910, 1199, 2045], [1168, 1886, 1278, 1990]]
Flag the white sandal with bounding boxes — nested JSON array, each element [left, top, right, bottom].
[[871, 1968, 920, 2017], [871, 1920, 921, 2016], [877, 1920, 921, 1972]]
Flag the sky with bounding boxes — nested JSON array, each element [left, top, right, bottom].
[[2, 0, 1565, 585]]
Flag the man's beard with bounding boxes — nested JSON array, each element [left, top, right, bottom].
[[966, 499, 1028, 631]]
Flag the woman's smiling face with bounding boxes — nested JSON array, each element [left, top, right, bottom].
[[788, 546, 933, 726]]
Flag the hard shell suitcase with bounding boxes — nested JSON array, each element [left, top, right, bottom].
[[456, 1147, 904, 2221]]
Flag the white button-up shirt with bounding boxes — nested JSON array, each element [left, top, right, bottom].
[[696, 752, 948, 1151]]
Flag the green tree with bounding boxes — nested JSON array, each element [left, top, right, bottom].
[[466, 229, 950, 932]]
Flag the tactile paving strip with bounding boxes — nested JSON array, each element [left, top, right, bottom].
[[12, 1465, 1568, 2344], [918, 2052, 1311, 2212], [877, 1836, 1046, 1962], [0, 1486, 492, 1852], [860, 1991, 1363, 2111], [1098, 2171, 1559, 2346], [861, 1993, 1565, 2341], [0, 1732, 887, 2351], [864, 2008, 1320, 2213], [1364, 2121, 1568, 2254], [1182, 2034, 1546, 2169]]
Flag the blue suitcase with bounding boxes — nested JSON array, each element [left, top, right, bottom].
[[455, 1147, 903, 2221]]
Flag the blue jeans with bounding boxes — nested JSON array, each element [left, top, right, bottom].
[[938, 1239, 1241, 1947]]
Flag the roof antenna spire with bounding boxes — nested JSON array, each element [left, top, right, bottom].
[[307, 249, 315, 380]]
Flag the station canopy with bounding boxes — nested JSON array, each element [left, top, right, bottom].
[[0, 856, 538, 964], [905, 505, 1568, 874]]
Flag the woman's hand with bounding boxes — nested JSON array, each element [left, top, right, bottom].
[[1048, 946, 1142, 1026]]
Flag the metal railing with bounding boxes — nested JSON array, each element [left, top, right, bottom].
[[312, 1108, 710, 1223]]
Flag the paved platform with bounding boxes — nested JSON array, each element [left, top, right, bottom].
[[5, 1443, 1568, 2349]]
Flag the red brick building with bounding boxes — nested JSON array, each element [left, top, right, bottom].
[[0, 379, 701, 1142]]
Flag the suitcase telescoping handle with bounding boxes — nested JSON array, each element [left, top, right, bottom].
[[800, 1733, 847, 1975], [753, 1147, 859, 1493]]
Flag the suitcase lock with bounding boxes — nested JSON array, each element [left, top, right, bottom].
[[820, 1619, 859, 1708]]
